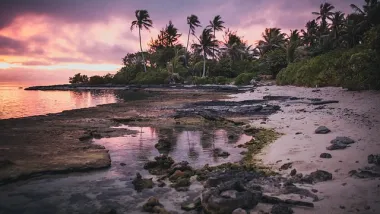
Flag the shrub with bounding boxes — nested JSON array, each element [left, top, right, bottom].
[[130, 70, 170, 85], [214, 76, 231, 85], [192, 77, 214, 85], [234, 73, 255, 85], [113, 66, 138, 84]]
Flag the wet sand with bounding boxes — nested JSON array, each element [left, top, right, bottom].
[[231, 86, 380, 214]]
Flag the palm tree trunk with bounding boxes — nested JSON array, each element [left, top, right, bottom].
[[186, 27, 191, 52], [139, 28, 147, 72], [212, 28, 215, 60], [202, 50, 206, 78]]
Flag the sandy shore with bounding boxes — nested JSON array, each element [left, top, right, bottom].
[[231, 86, 380, 214]]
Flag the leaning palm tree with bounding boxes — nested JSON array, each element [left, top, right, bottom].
[[130, 10, 153, 72], [207, 15, 225, 59], [191, 28, 219, 77], [312, 2, 335, 34], [186, 15, 201, 52]]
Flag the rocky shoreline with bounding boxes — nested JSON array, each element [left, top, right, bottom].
[[1, 85, 380, 213]]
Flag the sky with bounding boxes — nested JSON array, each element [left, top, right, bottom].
[[0, 0, 363, 85]]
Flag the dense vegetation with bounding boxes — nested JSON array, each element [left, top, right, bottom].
[[69, 0, 380, 90]]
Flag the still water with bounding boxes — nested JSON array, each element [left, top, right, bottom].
[[0, 86, 150, 119], [0, 125, 251, 214]]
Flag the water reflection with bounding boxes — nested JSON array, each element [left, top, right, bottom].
[[0, 87, 154, 119]]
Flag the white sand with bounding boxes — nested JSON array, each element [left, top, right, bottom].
[[230, 86, 380, 214]]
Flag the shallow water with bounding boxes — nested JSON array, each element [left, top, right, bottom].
[[0, 125, 251, 214], [0, 87, 152, 119]]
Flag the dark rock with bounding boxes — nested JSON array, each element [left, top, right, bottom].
[[302, 170, 332, 184], [315, 126, 331, 134], [232, 208, 248, 214], [340, 205, 345, 209], [280, 163, 293, 171], [142, 197, 163, 212], [295, 132, 302, 135], [330, 137, 355, 145], [168, 161, 193, 175], [326, 143, 348, 150], [312, 89, 321, 92], [350, 166, 380, 178], [143, 155, 175, 175], [368, 154, 380, 165], [228, 135, 236, 140], [202, 180, 262, 214], [158, 181, 166, 187], [261, 195, 314, 207], [98, 207, 117, 214], [290, 169, 297, 176], [155, 139, 172, 151], [271, 204, 294, 214], [79, 134, 92, 141], [342, 183, 347, 186], [320, 153, 332, 158], [171, 177, 191, 190], [132, 173, 154, 192], [311, 189, 318, 193], [213, 148, 230, 157], [119, 162, 126, 166], [169, 170, 186, 182], [181, 198, 201, 211], [0, 158, 13, 168], [311, 100, 339, 105]]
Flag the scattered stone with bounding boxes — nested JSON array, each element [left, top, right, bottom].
[[213, 148, 230, 157], [290, 169, 297, 176], [232, 208, 248, 214], [349, 166, 380, 178], [171, 178, 191, 190], [260, 122, 267, 124], [312, 89, 321, 92], [331, 137, 355, 145], [295, 132, 302, 135], [315, 126, 331, 134], [340, 205, 345, 209], [280, 163, 293, 171], [311, 189, 318, 193], [158, 181, 166, 187], [302, 170, 332, 184], [142, 197, 163, 213], [132, 173, 154, 192], [311, 100, 339, 105], [356, 161, 359, 163], [320, 153, 332, 159], [143, 155, 175, 175], [181, 198, 201, 211], [271, 204, 294, 214], [326, 143, 348, 150], [261, 195, 314, 208], [119, 163, 126, 166], [342, 183, 347, 186], [155, 139, 172, 151], [368, 154, 380, 165], [228, 135, 236, 140], [79, 134, 92, 141]]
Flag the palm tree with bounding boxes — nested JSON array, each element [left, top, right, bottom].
[[207, 15, 225, 59], [257, 28, 287, 55], [330, 11, 345, 40], [191, 28, 219, 77], [350, 0, 380, 29], [312, 2, 335, 34], [163, 21, 181, 47], [130, 10, 153, 72], [285, 29, 301, 63], [301, 20, 318, 47], [186, 15, 201, 52], [221, 29, 248, 61]]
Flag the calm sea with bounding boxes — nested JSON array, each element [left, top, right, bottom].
[[0, 85, 148, 120]]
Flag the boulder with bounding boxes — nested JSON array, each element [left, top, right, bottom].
[[315, 126, 331, 134], [368, 154, 380, 166], [142, 197, 163, 212], [290, 169, 297, 176], [169, 170, 185, 182], [168, 161, 193, 175], [143, 155, 175, 175], [330, 137, 355, 145], [132, 173, 154, 192], [181, 198, 201, 211], [326, 143, 348, 150], [232, 208, 248, 214], [320, 153, 332, 158], [302, 170, 332, 184], [213, 148, 230, 157], [280, 163, 293, 171], [155, 139, 172, 151], [171, 177, 191, 190], [271, 204, 294, 214]]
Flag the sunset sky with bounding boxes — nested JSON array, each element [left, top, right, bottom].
[[0, 0, 362, 85]]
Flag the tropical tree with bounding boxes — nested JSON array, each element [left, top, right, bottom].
[[284, 29, 301, 63], [301, 20, 319, 47], [130, 10, 153, 72], [312, 2, 335, 34], [257, 28, 287, 55], [162, 21, 181, 47], [192, 28, 219, 77], [186, 15, 201, 52], [350, 0, 380, 30], [330, 11, 346, 40], [207, 15, 225, 59]]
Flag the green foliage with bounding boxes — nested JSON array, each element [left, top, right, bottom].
[[192, 77, 214, 85], [277, 47, 380, 90], [364, 25, 380, 52], [113, 66, 139, 84], [261, 49, 287, 78], [130, 70, 170, 85], [69, 73, 89, 84], [234, 73, 256, 85], [214, 76, 231, 85]]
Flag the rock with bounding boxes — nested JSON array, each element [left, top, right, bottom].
[[168, 161, 193, 175], [302, 170, 332, 184], [311, 189, 318, 193], [326, 143, 348, 150], [79, 134, 92, 141], [330, 137, 355, 145], [152, 206, 169, 214], [261, 195, 314, 208], [290, 169, 297, 176], [315, 126, 331, 134], [213, 148, 230, 157], [0, 158, 13, 168], [132, 173, 154, 192], [171, 178, 191, 190], [98, 207, 117, 214], [349, 166, 380, 178], [340, 205, 345, 209], [368, 154, 380, 165], [232, 208, 248, 214], [120, 162, 126, 166], [169, 170, 185, 182], [280, 163, 293, 171], [311, 100, 339, 105], [228, 135, 235, 140], [181, 198, 201, 211], [155, 139, 172, 151], [158, 181, 166, 187], [320, 153, 332, 158], [312, 89, 321, 92], [142, 197, 163, 212], [295, 132, 302, 135], [202, 181, 262, 214], [271, 204, 294, 214], [143, 155, 175, 175]]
